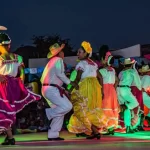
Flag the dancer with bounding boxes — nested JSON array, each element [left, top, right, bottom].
[[131, 62, 144, 131], [41, 43, 77, 141], [0, 33, 41, 145], [139, 65, 150, 125], [68, 41, 113, 139], [98, 45, 109, 67], [117, 58, 140, 133], [99, 52, 119, 134]]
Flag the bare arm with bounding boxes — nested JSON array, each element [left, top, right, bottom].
[[18, 65, 25, 83], [69, 70, 83, 92], [114, 75, 119, 89], [97, 70, 104, 99]]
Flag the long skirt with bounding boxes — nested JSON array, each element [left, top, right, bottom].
[[67, 77, 111, 135], [0, 76, 41, 132], [102, 84, 119, 128]]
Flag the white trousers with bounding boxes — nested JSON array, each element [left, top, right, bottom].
[[117, 87, 139, 109], [117, 87, 140, 127], [42, 86, 72, 138]]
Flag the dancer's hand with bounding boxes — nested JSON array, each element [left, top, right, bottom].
[[101, 89, 104, 100], [142, 88, 146, 92], [102, 92, 104, 100], [70, 81, 79, 90], [120, 104, 127, 111], [65, 90, 71, 96], [0, 75, 7, 84]]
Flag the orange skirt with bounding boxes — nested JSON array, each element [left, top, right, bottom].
[[102, 84, 119, 128]]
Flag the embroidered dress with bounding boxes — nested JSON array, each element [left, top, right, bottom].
[[0, 54, 41, 132], [99, 67, 119, 128], [68, 59, 111, 135]]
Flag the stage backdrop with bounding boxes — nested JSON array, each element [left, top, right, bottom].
[[29, 56, 78, 68], [111, 44, 141, 58]]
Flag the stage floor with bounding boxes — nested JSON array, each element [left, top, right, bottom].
[[0, 130, 150, 150]]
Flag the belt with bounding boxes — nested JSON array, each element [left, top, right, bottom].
[[117, 85, 130, 88], [42, 84, 51, 86], [42, 84, 69, 99]]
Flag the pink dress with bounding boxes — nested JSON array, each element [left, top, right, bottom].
[[0, 54, 41, 132]]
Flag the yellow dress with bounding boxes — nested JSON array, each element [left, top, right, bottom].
[[67, 77, 110, 135]]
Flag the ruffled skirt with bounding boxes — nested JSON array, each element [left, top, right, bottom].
[[0, 76, 41, 132], [67, 77, 111, 135], [102, 84, 119, 128]]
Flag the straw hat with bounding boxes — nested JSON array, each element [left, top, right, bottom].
[[0, 26, 7, 30], [123, 58, 135, 65], [139, 65, 150, 73], [47, 43, 65, 58]]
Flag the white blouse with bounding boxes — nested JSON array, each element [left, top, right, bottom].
[[99, 67, 116, 84], [75, 60, 98, 80], [0, 54, 23, 77]]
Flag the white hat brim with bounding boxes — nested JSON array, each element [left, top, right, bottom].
[[139, 68, 150, 73], [124, 59, 135, 65]]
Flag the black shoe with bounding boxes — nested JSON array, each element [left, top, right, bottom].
[[126, 126, 134, 134], [86, 133, 101, 140], [4, 136, 8, 142], [138, 126, 145, 131], [48, 137, 64, 141], [76, 133, 88, 137], [1, 138, 15, 145], [103, 129, 115, 135]]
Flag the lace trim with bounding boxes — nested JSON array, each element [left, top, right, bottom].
[[0, 88, 41, 103]]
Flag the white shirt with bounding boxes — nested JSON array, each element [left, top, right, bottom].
[[75, 60, 98, 80], [99, 67, 115, 84], [0, 54, 23, 77], [41, 57, 70, 86], [118, 69, 141, 90]]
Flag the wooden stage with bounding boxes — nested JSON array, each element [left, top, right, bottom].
[[0, 130, 150, 150]]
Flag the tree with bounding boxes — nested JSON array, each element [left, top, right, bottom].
[[15, 45, 39, 67], [32, 34, 76, 58], [15, 34, 76, 67]]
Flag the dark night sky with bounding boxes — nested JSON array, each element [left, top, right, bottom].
[[1, 0, 150, 51]]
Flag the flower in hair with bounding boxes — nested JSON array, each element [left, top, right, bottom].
[[81, 41, 92, 54]]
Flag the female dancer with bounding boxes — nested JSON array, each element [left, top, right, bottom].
[[0, 33, 41, 145], [68, 41, 113, 139]]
